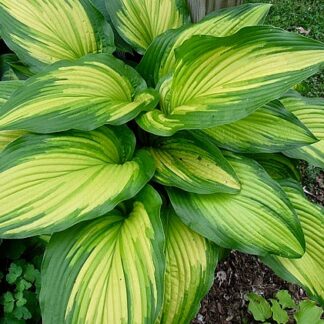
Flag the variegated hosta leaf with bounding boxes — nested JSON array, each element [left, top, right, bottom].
[[137, 27, 324, 136], [167, 153, 305, 258], [0, 80, 27, 152], [280, 92, 324, 168], [41, 186, 165, 323], [147, 133, 240, 194], [196, 101, 317, 153], [160, 208, 219, 323], [138, 3, 271, 86], [252, 154, 301, 181], [105, 0, 190, 53], [0, 55, 159, 133], [0, 0, 114, 72], [0, 126, 155, 238], [262, 180, 324, 306]]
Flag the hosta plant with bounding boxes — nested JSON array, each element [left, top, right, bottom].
[[0, 1, 323, 323]]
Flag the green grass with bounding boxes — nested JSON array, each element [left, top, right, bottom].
[[244, 0, 324, 97]]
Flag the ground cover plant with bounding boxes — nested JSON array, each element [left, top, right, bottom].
[[247, 290, 324, 323], [0, 1, 323, 323], [0, 238, 45, 323]]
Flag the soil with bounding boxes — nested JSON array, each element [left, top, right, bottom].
[[193, 167, 324, 324]]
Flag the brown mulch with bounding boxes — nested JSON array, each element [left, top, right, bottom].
[[193, 167, 323, 324]]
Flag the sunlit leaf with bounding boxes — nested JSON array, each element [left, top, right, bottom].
[[147, 133, 240, 194], [0, 126, 155, 238], [0, 0, 114, 72], [41, 186, 165, 323], [0, 55, 158, 133], [160, 208, 219, 323]]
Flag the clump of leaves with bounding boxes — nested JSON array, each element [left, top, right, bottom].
[[0, 0, 323, 323], [247, 290, 324, 324], [0, 239, 46, 323]]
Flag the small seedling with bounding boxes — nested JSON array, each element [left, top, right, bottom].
[[247, 290, 324, 324]]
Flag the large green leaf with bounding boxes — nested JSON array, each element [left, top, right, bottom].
[[281, 92, 324, 168], [105, 0, 189, 53], [167, 153, 305, 258], [147, 133, 240, 194], [262, 180, 324, 306], [138, 3, 271, 86], [41, 186, 165, 323], [0, 126, 155, 238], [160, 208, 219, 323], [0, 0, 114, 72], [0, 80, 27, 152], [137, 27, 324, 136], [195, 101, 317, 153], [0, 54, 158, 133]]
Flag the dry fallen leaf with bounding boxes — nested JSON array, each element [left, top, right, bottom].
[[296, 26, 311, 35]]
